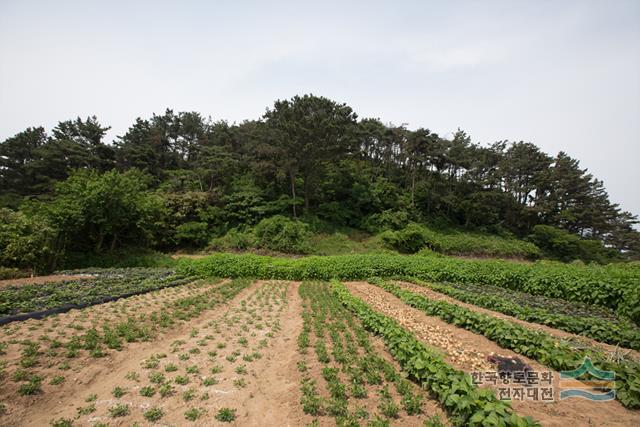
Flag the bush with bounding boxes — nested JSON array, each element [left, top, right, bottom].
[[381, 223, 540, 259], [419, 230, 540, 259], [529, 225, 615, 263], [360, 210, 410, 233], [529, 225, 580, 261], [208, 228, 255, 251], [0, 266, 29, 280], [254, 216, 310, 254], [60, 249, 176, 269], [577, 239, 618, 264], [0, 208, 58, 274], [175, 222, 209, 247], [380, 223, 431, 253]]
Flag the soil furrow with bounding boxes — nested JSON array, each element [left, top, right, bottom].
[[0, 278, 241, 424], [3, 280, 304, 427], [395, 280, 640, 361], [345, 281, 640, 427]]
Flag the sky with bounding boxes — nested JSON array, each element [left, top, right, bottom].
[[1, 0, 639, 216]]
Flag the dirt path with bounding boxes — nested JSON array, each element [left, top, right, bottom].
[[345, 281, 640, 427], [0, 274, 93, 289], [2, 281, 306, 427], [395, 280, 640, 360], [230, 281, 306, 426], [171, 253, 208, 259]]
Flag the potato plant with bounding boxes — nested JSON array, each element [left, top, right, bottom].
[[331, 280, 539, 426], [403, 277, 640, 350], [179, 253, 640, 322], [298, 281, 436, 425], [372, 279, 640, 409], [0, 268, 194, 317]]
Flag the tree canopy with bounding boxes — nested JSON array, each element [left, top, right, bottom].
[[1, 94, 638, 271]]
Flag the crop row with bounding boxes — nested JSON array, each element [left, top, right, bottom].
[[402, 278, 640, 350], [0, 268, 194, 317], [423, 279, 618, 320], [1, 279, 251, 399], [371, 279, 640, 409], [297, 281, 440, 426], [46, 280, 286, 426], [177, 253, 640, 322], [330, 280, 539, 426]]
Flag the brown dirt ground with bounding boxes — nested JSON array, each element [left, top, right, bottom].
[[345, 281, 640, 427], [0, 275, 93, 289], [1, 280, 455, 427], [1, 280, 308, 427], [0, 279, 229, 420], [0, 279, 224, 372], [395, 280, 640, 360]]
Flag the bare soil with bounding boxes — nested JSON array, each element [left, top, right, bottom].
[[0, 279, 230, 421], [345, 281, 640, 427], [0, 280, 223, 373], [1, 280, 307, 426], [3, 277, 636, 426]]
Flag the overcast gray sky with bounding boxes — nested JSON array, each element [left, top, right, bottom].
[[1, 0, 639, 216]]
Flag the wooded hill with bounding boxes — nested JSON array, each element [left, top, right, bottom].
[[1, 94, 638, 272]]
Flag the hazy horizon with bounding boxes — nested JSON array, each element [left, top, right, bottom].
[[1, 0, 638, 216]]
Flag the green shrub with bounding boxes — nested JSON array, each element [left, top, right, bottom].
[[208, 228, 255, 251], [175, 222, 210, 247], [380, 223, 431, 253], [254, 215, 310, 254], [577, 239, 618, 264], [61, 249, 176, 269], [382, 223, 540, 258], [0, 266, 29, 280], [529, 225, 615, 263], [0, 208, 58, 274], [360, 210, 410, 233]]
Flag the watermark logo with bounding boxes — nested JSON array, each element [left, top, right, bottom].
[[559, 357, 615, 401], [471, 356, 615, 403], [471, 370, 555, 402]]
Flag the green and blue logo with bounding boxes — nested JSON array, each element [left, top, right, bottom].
[[559, 357, 615, 401]]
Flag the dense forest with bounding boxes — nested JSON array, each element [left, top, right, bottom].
[[1, 94, 638, 272]]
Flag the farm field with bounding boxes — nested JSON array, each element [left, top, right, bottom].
[[0, 268, 194, 318], [3, 4, 639, 426], [0, 256, 639, 426]]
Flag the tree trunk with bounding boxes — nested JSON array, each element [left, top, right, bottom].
[[411, 170, 416, 207], [95, 232, 105, 253], [303, 176, 310, 213], [110, 234, 118, 251], [289, 171, 297, 218]]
